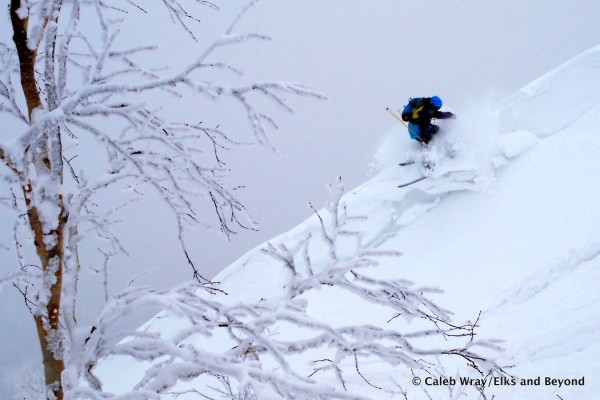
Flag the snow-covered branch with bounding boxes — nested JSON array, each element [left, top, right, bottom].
[[0, 44, 28, 122], [79, 179, 502, 399]]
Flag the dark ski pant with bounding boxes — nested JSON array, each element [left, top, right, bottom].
[[420, 124, 439, 144]]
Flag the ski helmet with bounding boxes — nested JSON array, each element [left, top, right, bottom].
[[431, 96, 443, 108]]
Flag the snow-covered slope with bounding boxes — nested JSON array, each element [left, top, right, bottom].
[[96, 45, 600, 399]]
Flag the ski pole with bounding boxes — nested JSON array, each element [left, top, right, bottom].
[[386, 108, 407, 127], [386, 108, 423, 144]]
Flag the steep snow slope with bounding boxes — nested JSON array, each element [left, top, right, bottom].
[[97, 46, 600, 399]]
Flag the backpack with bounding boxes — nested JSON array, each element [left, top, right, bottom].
[[401, 97, 425, 122]]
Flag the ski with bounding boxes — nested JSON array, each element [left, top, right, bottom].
[[398, 176, 427, 188], [399, 160, 415, 166]]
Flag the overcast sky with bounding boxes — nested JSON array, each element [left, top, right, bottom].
[[2, 0, 600, 396]]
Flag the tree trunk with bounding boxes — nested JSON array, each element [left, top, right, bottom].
[[11, 2, 66, 399], [24, 188, 67, 400], [10, 0, 42, 121]]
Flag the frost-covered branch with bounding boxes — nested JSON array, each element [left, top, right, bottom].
[[79, 179, 502, 399], [0, 44, 28, 122], [255, 179, 502, 389]]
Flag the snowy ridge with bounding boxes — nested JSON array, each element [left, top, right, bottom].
[[96, 46, 600, 399], [500, 44, 600, 137]]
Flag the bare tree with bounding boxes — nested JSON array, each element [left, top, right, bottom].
[[0, 1, 321, 399]]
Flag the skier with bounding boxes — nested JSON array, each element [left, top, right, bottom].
[[401, 96, 455, 145]]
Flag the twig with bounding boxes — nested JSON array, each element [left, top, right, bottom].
[[12, 283, 37, 314], [354, 353, 382, 390]]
